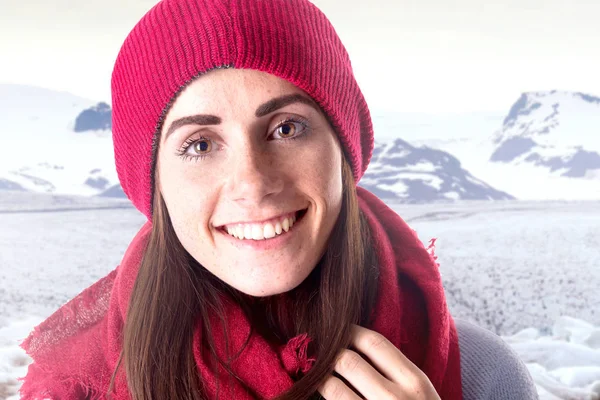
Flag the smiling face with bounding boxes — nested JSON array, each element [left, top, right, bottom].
[[156, 68, 344, 297]]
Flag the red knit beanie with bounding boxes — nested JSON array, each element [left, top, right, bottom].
[[111, 0, 374, 220]]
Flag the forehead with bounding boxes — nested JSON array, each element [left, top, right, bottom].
[[170, 69, 305, 113]]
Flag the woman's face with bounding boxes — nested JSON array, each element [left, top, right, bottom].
[[157, 69, 343, 297]]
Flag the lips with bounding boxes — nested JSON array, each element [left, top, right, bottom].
[[219, 208, 308, 241]]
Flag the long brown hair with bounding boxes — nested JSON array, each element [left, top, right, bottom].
[[110, 156, 379, 399]]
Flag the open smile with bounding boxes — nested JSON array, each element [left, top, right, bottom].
[[217, 208, 309, 249]]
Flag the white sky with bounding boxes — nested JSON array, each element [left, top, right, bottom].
[[1, 0, 599, 113]]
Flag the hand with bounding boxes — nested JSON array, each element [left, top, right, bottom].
[[317, 325, 441, 400]]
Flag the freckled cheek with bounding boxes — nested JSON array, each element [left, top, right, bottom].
[[299, 155, 342, 211], [324, 173, 343, 210], [313, 144, 342, 186], [167, 173, 218, 234]]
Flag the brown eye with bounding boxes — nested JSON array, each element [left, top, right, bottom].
[[270, 118, 309, 141], [275, 122, 297, 138], [193, 139, 212, 154]]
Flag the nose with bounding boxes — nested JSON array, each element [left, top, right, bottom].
[[225, 144, 285, 204]]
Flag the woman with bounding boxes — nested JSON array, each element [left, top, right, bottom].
[[19, 0, 538, 399]]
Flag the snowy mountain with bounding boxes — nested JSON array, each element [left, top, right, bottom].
[[98, 183, 127, 198], [3, 85, 598, 203], [74, 102, 112, 132], [1, 85, 512, 203], [0, 84, 118, 196], [359, 138, 514, 201], [492, 91, 600, 179], [395, 91, 600, 200], [0, 178, 24, 191]]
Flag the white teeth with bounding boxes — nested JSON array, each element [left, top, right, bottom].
[[251, 225, 263, 240], [223, 212, 302, 240], [282, 218, 290, 232], [244, 225, 252, 240], [263, 223, 276, 239]]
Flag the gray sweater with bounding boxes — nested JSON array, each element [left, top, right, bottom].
[[455, 318, 539, 399]]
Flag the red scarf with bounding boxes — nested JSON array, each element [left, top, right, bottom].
[[20, 187, 463, 399]]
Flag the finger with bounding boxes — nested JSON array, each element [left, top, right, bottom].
[[333, 348, 395, 400], [350, 325, 427, 385], [318, 374, 362, 400]]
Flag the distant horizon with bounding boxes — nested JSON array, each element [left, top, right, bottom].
[[4, 82, 600, 120], [0, 75, 600, 116], [1, 80, 514, 115], [3, 75, 600, 116]]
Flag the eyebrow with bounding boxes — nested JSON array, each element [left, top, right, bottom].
[[163, 93, 321, 140]]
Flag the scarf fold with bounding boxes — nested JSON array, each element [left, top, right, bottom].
[[19, 187, 463, 399]]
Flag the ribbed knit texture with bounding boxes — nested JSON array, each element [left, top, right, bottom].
[[455, 318, 539, 399], [111, 0, 374, 220]]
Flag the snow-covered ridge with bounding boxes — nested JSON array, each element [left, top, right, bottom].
[[390, 91, 600, 201], [74, 102, 112, 132], [360, 138, 514, 201], [493, 91, 600, 180], [359, 139, 513, 203], [0, 84, 119, 196], [2, 85, 599, 203], [2, 85, 516, 204]]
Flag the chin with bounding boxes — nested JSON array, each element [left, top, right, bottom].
[[234, 276, 307, 298]]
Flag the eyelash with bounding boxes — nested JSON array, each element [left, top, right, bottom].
[[175, 117, 310, 162]]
